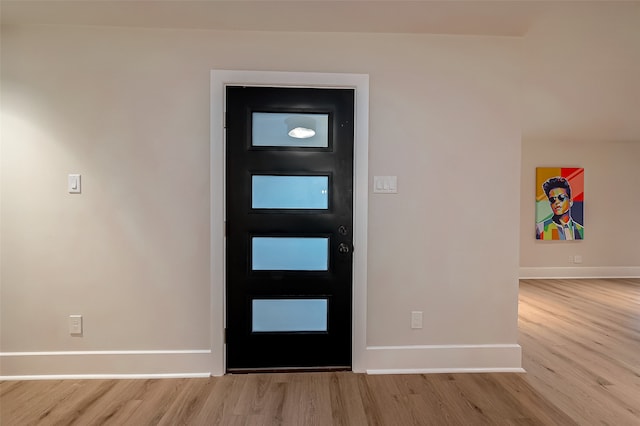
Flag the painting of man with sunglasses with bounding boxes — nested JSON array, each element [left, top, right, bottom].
[[536, 176, 584, 240]]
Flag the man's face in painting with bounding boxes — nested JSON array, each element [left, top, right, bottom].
[[548, 187, 571, 216]]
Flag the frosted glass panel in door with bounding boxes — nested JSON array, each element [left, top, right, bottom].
[[252, 237, 329, 271], [252, 299, 328, 332], [252, 113, 329, 147], [252, 175, 329, 209]]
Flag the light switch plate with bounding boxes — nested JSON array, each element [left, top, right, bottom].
[[373, 176, 398, 193], [68, 174, 81, 193]]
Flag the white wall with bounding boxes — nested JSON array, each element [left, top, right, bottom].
[[519, 3, 640, 278], [1, 25, 522, 377], [520, 140, 640, 278]]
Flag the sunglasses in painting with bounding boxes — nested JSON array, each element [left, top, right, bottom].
[[548, 194, 569, 203]]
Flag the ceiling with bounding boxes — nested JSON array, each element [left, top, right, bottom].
[[0, 0, 555, 36]]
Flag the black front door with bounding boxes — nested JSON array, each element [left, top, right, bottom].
[[225, 86, 354, 371]]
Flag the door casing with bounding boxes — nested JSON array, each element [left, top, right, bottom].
[[210, 70, 369, 375]]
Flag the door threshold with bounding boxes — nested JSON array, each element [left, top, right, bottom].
[[227, 366, 351, 374]]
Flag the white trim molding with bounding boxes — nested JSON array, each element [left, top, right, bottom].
[[0, 350, 212, 379], [364, 344, 524, 375], [0, 374, 211, 381], [210, 70, 369, 375], [520, 266, 640, 279]]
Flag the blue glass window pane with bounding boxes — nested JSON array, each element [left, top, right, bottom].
[[252, 112, 329, 148], [252, 175, 329, 209], [252, 299, 328, 332], [252, 237, 329, 271]]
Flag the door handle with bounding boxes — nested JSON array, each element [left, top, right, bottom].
[[338, 242, 351, 254]]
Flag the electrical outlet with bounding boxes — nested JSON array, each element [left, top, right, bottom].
[[411, 311, 423, 329], [69, 315, 83, 335], [568, 256, 574, 264], [574, 255, 583, 264]]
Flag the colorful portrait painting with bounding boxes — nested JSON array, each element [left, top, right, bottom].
[[536, 167, 584, 240]]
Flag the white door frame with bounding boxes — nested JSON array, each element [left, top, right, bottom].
[[210, 70, 369, 375]]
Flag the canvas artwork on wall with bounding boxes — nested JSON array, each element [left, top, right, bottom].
[[536, 167, 584, 240]]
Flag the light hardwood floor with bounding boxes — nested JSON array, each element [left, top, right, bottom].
[[518, 278, 640, 425], [1, 278, 638, 425]]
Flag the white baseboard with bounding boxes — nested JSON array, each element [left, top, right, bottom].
[[2, 345, 523, 378], [0, 373, 211, 381], [0, 350, 212, 380], [519, 266, 640, 279], [366, 367, 526, 375], [364, 344, 523, 374]]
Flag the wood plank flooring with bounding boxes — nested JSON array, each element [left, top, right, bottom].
[[518, 278, 640, 425], [1, 278, 638, 425]]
